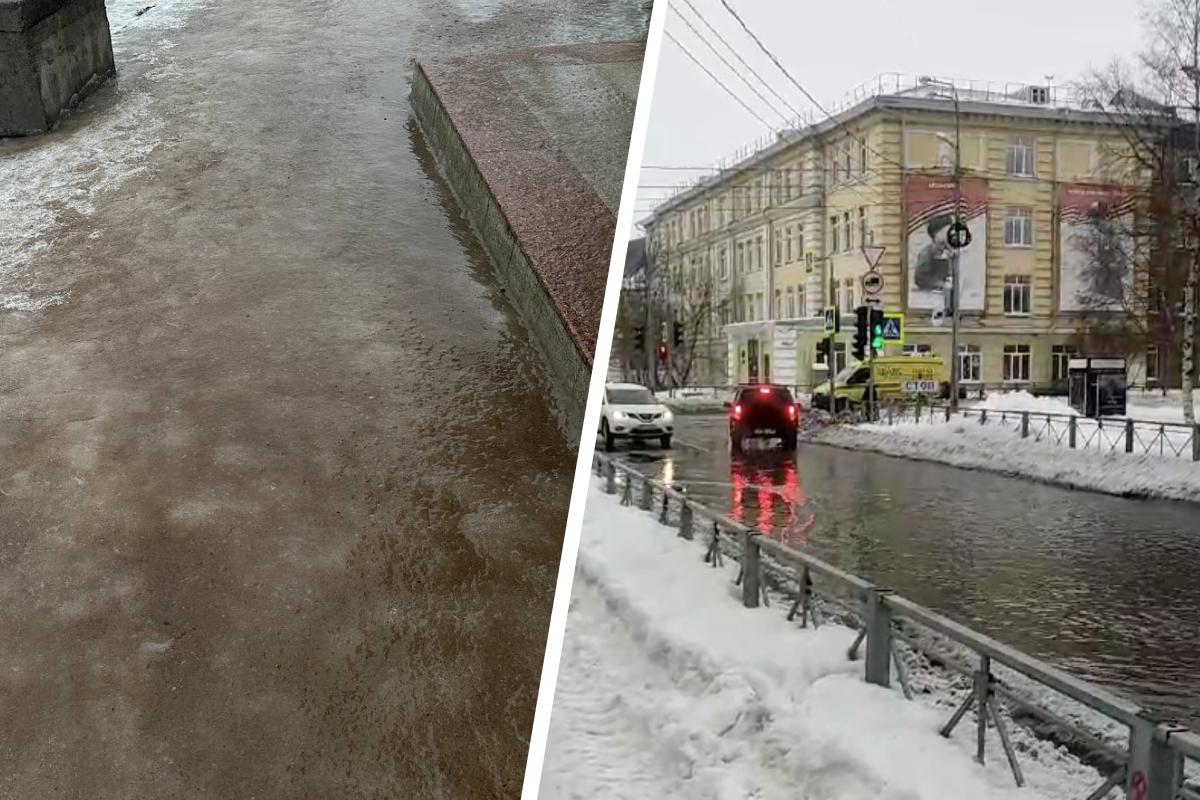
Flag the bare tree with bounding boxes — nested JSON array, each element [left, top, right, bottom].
[[1075, 0, 1200, 415]]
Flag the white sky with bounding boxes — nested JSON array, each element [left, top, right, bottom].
[[632, 0, 1147, 232]]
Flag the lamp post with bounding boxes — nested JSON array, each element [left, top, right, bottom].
[[921, 77, 963, 410]]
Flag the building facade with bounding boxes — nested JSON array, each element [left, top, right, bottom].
[[642, 76, 1157, 393]]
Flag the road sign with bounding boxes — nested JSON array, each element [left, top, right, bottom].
[[861, 244, 885, 270], [861, 271, 884, 296], [903, 379, 940, 394], [823, 305, 839, 333], [947, 222, 972, 249], [881, 312, 904, 344]]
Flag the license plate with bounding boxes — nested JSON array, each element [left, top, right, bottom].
[[903, 380, 939, 394], [754, 428, 776, 435]]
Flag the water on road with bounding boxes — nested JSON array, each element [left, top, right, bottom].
[[609, 414, 1200, 728], [0, 1, 644, 797]]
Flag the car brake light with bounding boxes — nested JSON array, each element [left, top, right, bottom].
[[758, 386, 771, 395], [787, 404, 797, 420], [733, 403, 743, 419]]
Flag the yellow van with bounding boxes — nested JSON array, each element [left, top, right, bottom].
[[811, 356, 948, 412]]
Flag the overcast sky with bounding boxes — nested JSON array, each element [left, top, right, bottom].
[[632, 0, 1147, 233]]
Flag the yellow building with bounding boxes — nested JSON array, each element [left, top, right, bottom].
[[643, 75, 1149, 392]]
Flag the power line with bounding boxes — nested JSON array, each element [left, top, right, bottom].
[[713, 0, 905, 171], [677, 0, 802, 119], [664, 29, 775, 131], [668, 5, 789, 126]]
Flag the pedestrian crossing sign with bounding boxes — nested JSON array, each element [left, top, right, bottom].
[[881, 313, 904, 344]]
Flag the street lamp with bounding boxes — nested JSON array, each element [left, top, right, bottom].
[[920, 77, 964, 409]]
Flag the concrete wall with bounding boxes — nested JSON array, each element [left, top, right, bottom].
[[1, 0, 114, 136], [410, 64, 590, 444]]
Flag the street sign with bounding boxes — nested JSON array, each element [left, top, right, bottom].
[[861, 270, 884, 296], [947, 222, 972, 249], [903, 379, 940, 394], [823, 305, 839, 333], [881, 312, 904, 344], [861, 244, 886, 270]]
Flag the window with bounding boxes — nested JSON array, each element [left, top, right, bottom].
[[774, 230, 783, 266], [783, 171, 793, 201], [830, 215, 840, 254], [817, 341, 846, 371], [719, 247, 728, 280], [1147, 345, 1160, 384], [844, 277, 855, 310], [756, 236, 764, 271], [785, 226, 793, 263], [1003, 344, 1031, 382], [756, 292, 765, 319], [842, 212, 852, 253], [798, 232, 806, 269], [737, 242, 745, 274], [860, 139, 868, 174], [796, 286, 806, 316], [786, 288, 796, 318], [834, 283, 843, 313], [1004, 207, 1034, 246], [842, 141, 852, 181], [959, 344, 982, 383], [903, 344, 933, 356], [858, 206, 867, 248], [1051, 344, 1077, 383], [1006, 137, 1035, 176], [1003, 275, 1032, 314], [774, 290, 782, 318]]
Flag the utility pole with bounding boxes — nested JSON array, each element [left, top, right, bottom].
[[646, 233, 660, 391], [1183, 48, 1200, 422]]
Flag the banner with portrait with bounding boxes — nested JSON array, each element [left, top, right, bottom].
[[905, 175, 988, 311], [1059, 184, 1135, 312]]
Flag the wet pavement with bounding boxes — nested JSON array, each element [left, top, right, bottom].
[[608, 414, 1200, 729], [0, 1, 645, 797]]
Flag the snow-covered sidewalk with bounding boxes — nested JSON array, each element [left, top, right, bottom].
[[808, 391, 1200, 504], [539, 480, 1103, 800]]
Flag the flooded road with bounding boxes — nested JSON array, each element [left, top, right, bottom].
[[0, 1, 644, 797], [610, 414, 1200, 729]]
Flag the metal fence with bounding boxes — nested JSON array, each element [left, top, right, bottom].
[[593, 452, 1200, 800], [876, 402, 1200, 462]]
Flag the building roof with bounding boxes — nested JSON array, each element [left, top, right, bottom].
[[640, 73, 1178, 226]]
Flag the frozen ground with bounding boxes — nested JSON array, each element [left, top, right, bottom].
[[0, 0, 206, 305], [540, 481, 1109, 800]]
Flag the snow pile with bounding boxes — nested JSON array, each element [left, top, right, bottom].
[[656, 388, 729, 413], [969, 390, 1077, 416], [540, 482, 1105, 799], [812, 420, 1200, 503]]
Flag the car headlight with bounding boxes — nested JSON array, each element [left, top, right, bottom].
[[661, 410, 674, 423], [612, 411, 630, 421]]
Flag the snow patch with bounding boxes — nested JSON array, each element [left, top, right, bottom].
[[542, 482, 1108, 799], [1, 294, 67, 312]]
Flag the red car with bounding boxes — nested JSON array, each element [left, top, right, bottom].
[[726, 384, 800, 453]]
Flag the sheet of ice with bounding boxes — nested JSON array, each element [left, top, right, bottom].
[[541, 481, 1108, 799], [0, 0, 204, 304]]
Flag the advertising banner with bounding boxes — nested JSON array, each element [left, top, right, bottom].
[[1059, 184, 1135, 312], [905, 175, 988, 311]]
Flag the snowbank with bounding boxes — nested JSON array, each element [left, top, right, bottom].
[[540, 481, 1105, 799], [969, 390, 1077, 416], [656, 388, 728, 413], [811, 420, 1200, 503]]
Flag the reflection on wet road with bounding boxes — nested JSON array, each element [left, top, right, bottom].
[[612, 414, 1200, 727]]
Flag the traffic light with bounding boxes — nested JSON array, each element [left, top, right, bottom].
[[633, 326, 645, 353], [672, 321, 684, 348], [658, 342, 668, 363], [852, 305, 869, 361], [816, 338, 830, 364], [869, 307, 886, 355]]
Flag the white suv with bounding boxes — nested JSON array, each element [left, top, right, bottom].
[[599, 382, 674, 451]]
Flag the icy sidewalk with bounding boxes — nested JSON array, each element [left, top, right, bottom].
[[540, 481, 1101, 800]]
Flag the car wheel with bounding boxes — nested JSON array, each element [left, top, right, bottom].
[[602, 420, 615, 452], [660, 435, 672, 449], [782, 434, 797, 450]]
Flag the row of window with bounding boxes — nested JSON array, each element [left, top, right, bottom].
[[665, 137, 1040, 248]]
